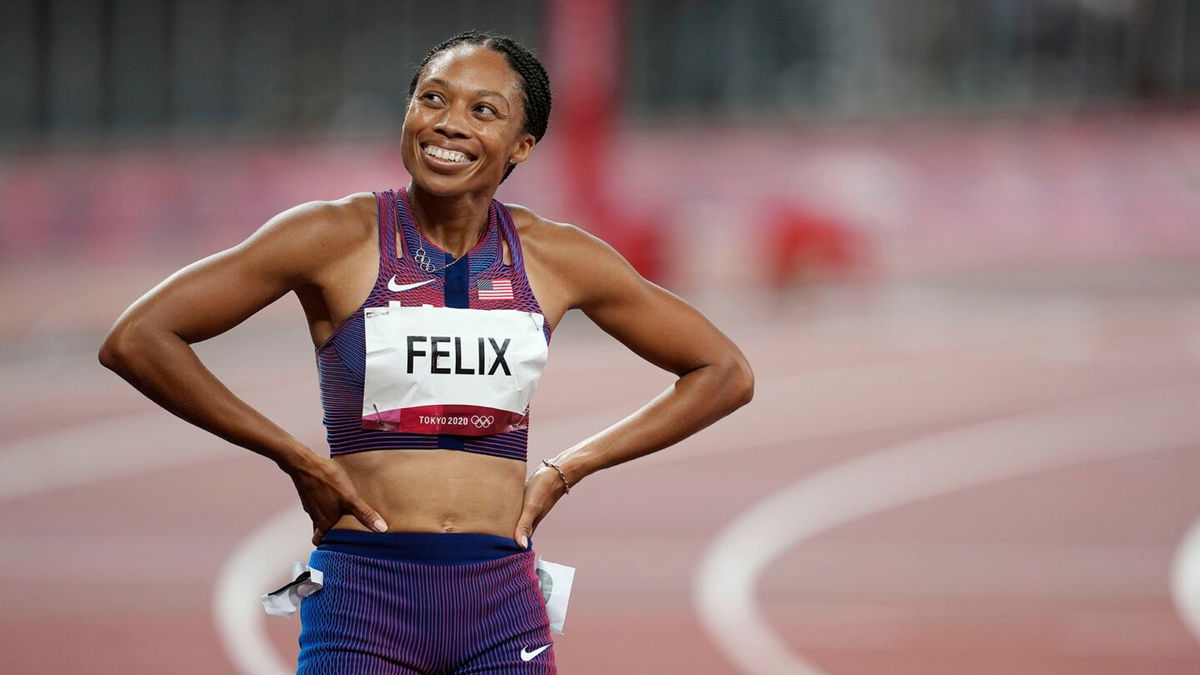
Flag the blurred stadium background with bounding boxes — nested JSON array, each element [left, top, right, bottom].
[[3, 1, 1200, 673]]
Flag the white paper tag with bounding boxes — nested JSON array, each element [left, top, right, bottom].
[[535, 558, 575, 635], [261, 561, 324, 618], [262, 557, 574, 633]]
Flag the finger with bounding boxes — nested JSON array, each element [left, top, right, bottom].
[[348, 496, 389, 533], [312, 526, 326, 547], [513, 509, 535, 549]]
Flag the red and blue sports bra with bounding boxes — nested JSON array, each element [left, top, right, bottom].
[[315, 188, 552, 462]]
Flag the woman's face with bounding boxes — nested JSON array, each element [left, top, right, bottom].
[[402, 45, 536, 197]]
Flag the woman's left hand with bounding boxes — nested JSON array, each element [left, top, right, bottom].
[[513, 463, 569, 548]]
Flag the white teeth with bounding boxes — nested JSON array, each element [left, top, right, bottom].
[[424, 145, 471, 163]]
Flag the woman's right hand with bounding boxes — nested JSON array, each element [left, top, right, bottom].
[[284, 455, 389, 545]]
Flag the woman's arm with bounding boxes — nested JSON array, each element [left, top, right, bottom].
[[513, 219, 754, 545], [551, 225, 754, 481], [99, 195, 390, 540]]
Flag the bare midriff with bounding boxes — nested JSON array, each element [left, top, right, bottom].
[[329, 448, 527, 539]]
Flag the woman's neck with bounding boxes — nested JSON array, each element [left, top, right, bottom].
[[406, 182, 494, 257]]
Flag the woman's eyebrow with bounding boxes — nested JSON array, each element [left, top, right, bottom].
[[427, 77, 508, 105], [475, 89, 508, 103]]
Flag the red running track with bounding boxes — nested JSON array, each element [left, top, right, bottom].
[[2, 262, 1199, 674]]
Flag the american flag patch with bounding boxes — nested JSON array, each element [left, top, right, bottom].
[[478, 277, 513, 300]]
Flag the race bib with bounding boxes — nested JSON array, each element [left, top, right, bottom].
[[362, 303, 548, 436]]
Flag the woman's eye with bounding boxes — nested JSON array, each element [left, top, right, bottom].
[[475, 104, 496, 115], [422, 92, 444, 103]]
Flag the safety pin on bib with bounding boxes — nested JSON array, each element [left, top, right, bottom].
[[371, 403, 399, 432], [514, 404, 530, 429]]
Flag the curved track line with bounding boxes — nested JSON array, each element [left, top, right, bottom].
[[694, 382, 1200, 675], [208, 366, 1100, 674], [213, 506, 312, 675], [1170, 516, 1200, 644]]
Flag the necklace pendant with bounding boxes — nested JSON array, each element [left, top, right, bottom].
[[413, 246, 435, 273]]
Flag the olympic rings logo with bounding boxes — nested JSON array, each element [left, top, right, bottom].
[[413, 248, 434, 272], [471, 415, 495, 429]]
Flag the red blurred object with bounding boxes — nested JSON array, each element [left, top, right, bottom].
[[594, 209, 668, 283], [766, 204, 868, 287], [547, 0, 623, 222]]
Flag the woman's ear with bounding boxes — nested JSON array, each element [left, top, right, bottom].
[[508, 133, 536, 166]]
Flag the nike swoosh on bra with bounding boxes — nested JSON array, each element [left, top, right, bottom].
[[520, 644, 551, 661], [387, 276, 435, 292]]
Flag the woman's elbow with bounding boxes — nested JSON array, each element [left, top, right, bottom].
[[722, 354, 754, 410], [98, 327, 128, 373], [98, 320, 146, 375]]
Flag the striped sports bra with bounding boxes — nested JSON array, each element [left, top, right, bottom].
[[315, 188, 552, 462]]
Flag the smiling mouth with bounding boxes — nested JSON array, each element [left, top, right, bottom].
[[422, 143, 475, 164]]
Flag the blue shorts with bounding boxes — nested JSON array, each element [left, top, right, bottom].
[[297, 530, 556, 674]]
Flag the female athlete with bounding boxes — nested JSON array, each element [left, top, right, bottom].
[[99, 31, 754, 674]]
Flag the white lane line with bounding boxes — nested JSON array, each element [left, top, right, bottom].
[[0, 409, 242, 500], [209, 370, 1173, 675], [1170, 515, 1200, 644], [694, 382, 1200, 675], [532, 345, 1126, 469], [0, 350, 1002, 500], [0, 380, 315, 500], [212, 506, 312, 675]]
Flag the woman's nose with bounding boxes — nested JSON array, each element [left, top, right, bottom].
[[433, 105, 470, 138]]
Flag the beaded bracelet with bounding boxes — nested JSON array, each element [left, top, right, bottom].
[[541, 458, 573, 494]]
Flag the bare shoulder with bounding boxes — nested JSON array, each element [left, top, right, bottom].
[[504, 202, 625, 268], [238, 191, 378, 282], [252, 191, 376, 251], [504, 202, 642, 311]]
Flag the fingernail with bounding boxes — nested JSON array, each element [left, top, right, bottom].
[[373, 519, 388, 532], [519, 535, 528, 548]]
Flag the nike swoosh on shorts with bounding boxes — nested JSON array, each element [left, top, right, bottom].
[[520, 644, 551, 661]]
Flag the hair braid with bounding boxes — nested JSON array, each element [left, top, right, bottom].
[[408, 31, 552, 182]]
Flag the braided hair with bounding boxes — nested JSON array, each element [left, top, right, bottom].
[[408, 31, 552, 183]]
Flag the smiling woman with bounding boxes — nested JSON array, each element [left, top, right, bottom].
[[98, 29, 752, 675], [404, 32, 549, 194]]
